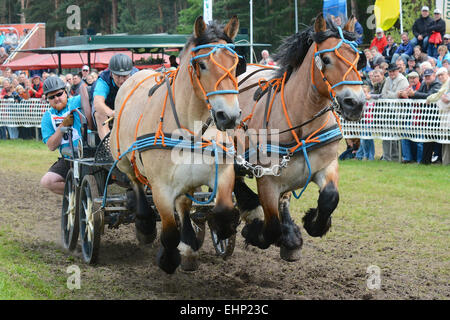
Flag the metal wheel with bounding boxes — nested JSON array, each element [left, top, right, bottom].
[[61, 168, 79, 251], [208, 221, 236, 260], [79, 175, 102, 264]]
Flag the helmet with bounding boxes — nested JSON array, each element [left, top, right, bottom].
[[43, 76, 66, 95], [109, 53, 133, 76]]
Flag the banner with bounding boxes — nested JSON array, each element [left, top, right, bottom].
[[323, 0, 347, 19], [374, 0, 400, 31], [203, 0, 213, 24]]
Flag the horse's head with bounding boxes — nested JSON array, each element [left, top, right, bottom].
[[312, 14, 365, 121], [188, 16, 242, 131]]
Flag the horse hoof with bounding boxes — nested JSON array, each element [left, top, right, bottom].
[[157, 247, 181, 274], [280, 245, 301, 262], [180, 255, 199, 271], [135, 224, 157, 245]]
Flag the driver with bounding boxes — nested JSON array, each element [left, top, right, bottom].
[[40, 76, 82, 195], [92, 53, 138, 139]]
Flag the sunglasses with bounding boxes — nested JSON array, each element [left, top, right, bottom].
[[47, 91, 65, 100]]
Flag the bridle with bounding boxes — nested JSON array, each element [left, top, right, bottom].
[[311, 26, 363, 111], [188, 43, 242, 110]]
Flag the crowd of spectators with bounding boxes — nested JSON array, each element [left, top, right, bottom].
[[341, 6, 449, 165], [0, 66, 98, 140]]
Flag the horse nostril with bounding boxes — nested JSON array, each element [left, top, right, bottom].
[[343, 97, 357, 106], [215, 111, 228, 122]]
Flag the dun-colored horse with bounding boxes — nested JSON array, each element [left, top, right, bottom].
[[234, 14, 366, 260], [110, 16, 242, 273]]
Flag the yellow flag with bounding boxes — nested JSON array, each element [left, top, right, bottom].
[[374, 0, 400, 31]]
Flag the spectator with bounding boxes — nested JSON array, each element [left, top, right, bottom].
[[362, 49, 374, 74], [370, 46, 385, 69], [427, 68, 450, 165], [378, 62, 389, 77], [443, 58, 450, 72], [339, 138, 360, 160], [396, 58, 407, 75], [169, 55, 179, 69], [3, 29, 18, 54], [259, 50, 275, 66], [406, 68, 442, 164], [354, 17, 364, 45], [427, 9, 446, 58], [411, 6, 433, 53], [380, 63, 409, 161], [436, 45, 450, 68], [16, 85, 30, 100], [406, 56, 418, 74], [42, 72, 50, 81], [398, 71, 422, 163], [382, 35, 398, 64], [0, 78, 14, 98], [70, 73, 83, 97], [29, 75, 44, 98], [370, 28, 388, 54], [0, 47, 8, 64], [413, 45, 429, 64], [18, 72, 27, 87], [65, 73, 73, 92], [90, 72, 98, 82], [81, 65, 90, 82], [428, 56, 438, 70], [366, 69, 385, 100], [392, 32, 413, 65], [444, 34, 450, 51], [2, 67, 12, 81], [424, 67, 449, 164]]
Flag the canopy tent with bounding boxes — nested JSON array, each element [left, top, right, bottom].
[[2, 50, 172, 71]]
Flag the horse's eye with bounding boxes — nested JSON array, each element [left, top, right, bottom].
[[322, 56, 331, 65], [198, 62, 207, 70]]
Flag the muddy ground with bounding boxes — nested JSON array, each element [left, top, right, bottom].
[[0, 168, 448, 300]]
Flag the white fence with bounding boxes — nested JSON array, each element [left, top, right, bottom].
[[0, 98, 49, 127], [0, 98, 449, 143]]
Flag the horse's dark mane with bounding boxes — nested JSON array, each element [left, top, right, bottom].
[[181, 20, 233, 58], [272, 16, 358, 81]]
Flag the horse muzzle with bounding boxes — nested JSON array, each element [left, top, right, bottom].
[[210, 98, 241, 131], [336, 89, 365, 121]]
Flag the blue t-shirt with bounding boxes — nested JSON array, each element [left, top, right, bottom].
[[41, 95, 82, 157], [93, 77, 115, 99]]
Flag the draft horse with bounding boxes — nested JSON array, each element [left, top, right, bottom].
[[234, 14, 366, 260], [110, 16, 243, 273]]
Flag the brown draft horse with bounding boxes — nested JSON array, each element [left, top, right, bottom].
[[110, 16, 242, 274], [234, 14, 366, 260]]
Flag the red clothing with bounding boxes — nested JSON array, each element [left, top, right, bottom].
[[30, 81, 44, 98], [410, 81, 421, 91], [370, 35, 388, 54]]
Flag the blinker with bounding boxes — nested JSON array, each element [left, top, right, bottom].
[[315, 55, 324, 71]]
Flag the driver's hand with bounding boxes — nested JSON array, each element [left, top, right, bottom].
[[61, 113, 74, 127]]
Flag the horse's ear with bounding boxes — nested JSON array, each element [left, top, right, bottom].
[[224, 16, 239, 41], [314, 13, 327, 33], [194, 16, 207, 38], [344, 15, 356, 32]]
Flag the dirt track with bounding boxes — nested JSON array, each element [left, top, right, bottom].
[[0, 168, 448, 300]]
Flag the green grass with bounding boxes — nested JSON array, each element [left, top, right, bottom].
[[0, 228, 65, 299], [0, 139, 449, 299]]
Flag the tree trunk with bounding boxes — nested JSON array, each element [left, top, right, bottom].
[[350, 0, 358, 17], [111, 0, 118, 32], [157, 1, 164, 33]]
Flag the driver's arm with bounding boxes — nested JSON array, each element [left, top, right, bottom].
[[94, 95, 114, 118]]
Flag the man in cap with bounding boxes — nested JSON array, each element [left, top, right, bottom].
[[380, 63, 409, 161], [92, 53, 139, 139], [81, 65, 90, 82], [30, 75, 44, 98], [370, 27, 388, 54], [40, 76, 83, 195], [406, 56, 418, 74], [443, 34, 450, 51], [427, 9, 446, 58], [411, 6, 433, 53]]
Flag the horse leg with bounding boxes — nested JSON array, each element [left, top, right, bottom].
[[233, 176, 264, 224], [152, 184, 181, 274], [128, 179, 157, 245], [277, 192, 303, 261], [302, 159, 339, 237], [241, 177, 281, 249], [176, 195, 201, 271], [206, 165, 240, 240]]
